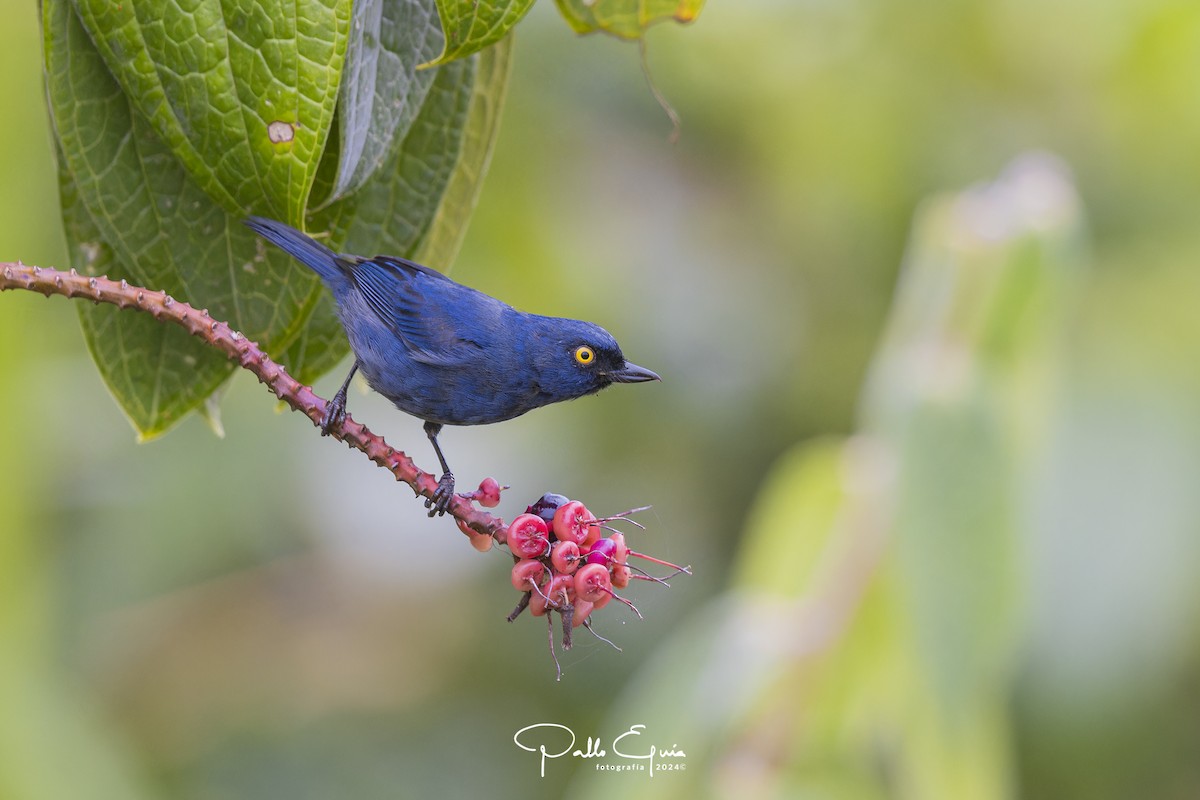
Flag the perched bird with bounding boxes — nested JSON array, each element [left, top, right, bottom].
[[245, 217, 661, 515]]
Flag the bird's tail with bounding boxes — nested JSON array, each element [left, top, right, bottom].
[[244, 217, 345, 284]]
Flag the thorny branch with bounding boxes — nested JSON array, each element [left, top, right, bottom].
[[0, 262, 506, 540]]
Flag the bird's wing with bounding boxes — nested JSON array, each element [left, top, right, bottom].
[[346, 256, 485, 366]]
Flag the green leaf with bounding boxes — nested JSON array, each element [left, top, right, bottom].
[[859, 159, 1083, 715], [423, 0, 533, 67], [731, 437, 851, 598], [46, 0, 324, 437], [326, 0, 444, 203], [278, 293, 349, 388], [72, 0, 351, 225], [890, 398, 1017, 716], [332, 55, 475, 253], [851, 158, 1082, 797], [554, 0, 704, 39], [284, 38, 512, 385], [57, 162, 234, 441], [316, 40, 511, 259], [417, 37, 512, 267]]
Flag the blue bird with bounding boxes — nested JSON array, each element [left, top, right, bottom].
[[245, 217, 660, 515]]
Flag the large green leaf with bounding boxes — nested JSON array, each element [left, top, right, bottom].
[[45, 10, 321, 347], [861, 160, 1084, 717], [854, 157, 1083, 798], [554, 0, 704, 39], [72, 0, 350, 225], [335, 39, 511, 258], [417, 37, 512, 266], [325, 0, 444, 203], [46, 0, 324, 438], [424, 0, 533, 67], [277, 293, 347, 389], [58, 164, 236, 440]]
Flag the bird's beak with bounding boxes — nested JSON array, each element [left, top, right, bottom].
[[607, 362, 661, 383]]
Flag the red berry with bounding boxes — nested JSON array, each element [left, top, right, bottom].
[[511, 559, 546, 592], [574, 563, 613, 604], [550, 540, 582, 575], [572, 599, 594, 627], [609, 532, 629, 566], [456, 518, 494, 551], [530, 573, 574, 616], [507, 513, 551, 559], [552, 500, 599, 546], [612, 564, 632, 589], [477, 477, 503, 508], [571, 588, 610, 624]]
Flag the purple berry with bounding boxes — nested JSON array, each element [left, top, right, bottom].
[[585, 537, 618, 566], [526, 492, 570, 525]]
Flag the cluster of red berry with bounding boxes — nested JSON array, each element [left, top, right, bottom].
[[511, 492, 690, 676], [454, 480, 690, 679]]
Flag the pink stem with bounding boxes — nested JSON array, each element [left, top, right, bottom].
[[601, 587, 643, 620], [627, 549, 691, 574]]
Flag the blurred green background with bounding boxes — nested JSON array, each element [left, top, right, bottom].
[[5, 0, 1200, 798]]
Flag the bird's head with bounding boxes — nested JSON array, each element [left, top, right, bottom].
[[532, 317, 660, 402]]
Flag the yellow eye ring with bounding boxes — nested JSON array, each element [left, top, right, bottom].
[[574, 346, 595, 365]]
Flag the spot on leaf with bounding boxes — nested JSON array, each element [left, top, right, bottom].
[[268, 121, 296, 144]]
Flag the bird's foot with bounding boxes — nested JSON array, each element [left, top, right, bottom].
[[320, 392, 348, 436], [426, 471, 455, 517]]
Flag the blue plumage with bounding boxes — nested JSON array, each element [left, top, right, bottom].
[[245, 217, 660, 514]]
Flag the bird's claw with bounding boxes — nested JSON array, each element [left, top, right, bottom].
[[320, 394, 347, 436], [426, 472, 455, 517]]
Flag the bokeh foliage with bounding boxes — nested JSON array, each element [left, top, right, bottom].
[[570, 157, 1080, 799]]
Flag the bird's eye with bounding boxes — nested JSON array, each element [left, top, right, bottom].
[[574, 346, 595, 365]]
